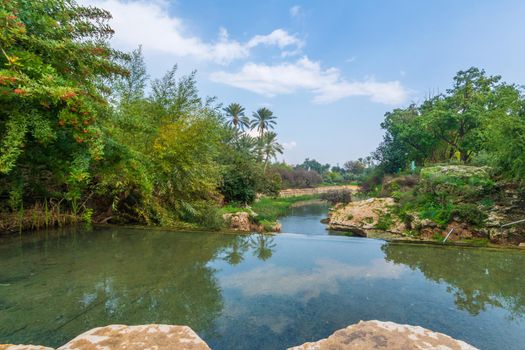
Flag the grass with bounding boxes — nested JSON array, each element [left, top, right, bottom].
[[375, 213, 393, 230], [319, 181, 360, 187], [251, 195, 320, 222], [219, 194, 321, 232]]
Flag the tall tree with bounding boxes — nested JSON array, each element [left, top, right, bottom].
[[0, 0, 126, 209], [223, 103, 249, 130], [113, 46, 148, 104], [251, 107, 276, 136], [261, 131, 283, 169]]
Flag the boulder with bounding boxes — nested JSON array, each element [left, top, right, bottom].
[[57, 324, 211, 350], [288, 320, 478, 350], [328, 198, 405, 236], [223, 212, 252, 231]]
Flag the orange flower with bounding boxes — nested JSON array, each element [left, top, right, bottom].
[[13, 88, 26, 95], [60, 91, 77, 100]]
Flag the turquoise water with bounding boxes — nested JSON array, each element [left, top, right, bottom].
[[1, 211, 524, 349]]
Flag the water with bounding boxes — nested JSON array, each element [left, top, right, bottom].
[[0, 206, 524, 350], [278, 200, 331, 235]]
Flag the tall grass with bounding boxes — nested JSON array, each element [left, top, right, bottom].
[[0, 199, 87, 234]]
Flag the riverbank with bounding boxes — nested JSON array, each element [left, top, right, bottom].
[[278, 184, 359, 198], [221, 195, 322, 232], [327, 165, 525, 247]]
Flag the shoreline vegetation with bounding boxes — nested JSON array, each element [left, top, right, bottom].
[[0, 0, 524, 249]]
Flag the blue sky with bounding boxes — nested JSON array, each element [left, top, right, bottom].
[[84, 0, 525, 165]]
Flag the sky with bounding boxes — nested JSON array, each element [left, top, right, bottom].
[[82, 0, 525, 166]]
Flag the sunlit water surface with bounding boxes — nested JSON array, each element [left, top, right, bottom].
[[1, 204, 524, 350]]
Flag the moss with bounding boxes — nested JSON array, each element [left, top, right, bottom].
[[346, 213, 354, 220], [259, 219, 277, 232]]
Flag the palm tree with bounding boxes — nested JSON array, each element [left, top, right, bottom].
[[261, 131, 284, 169], [234, 133, 258, 156], [250, 107, 276, 136], [223, 103, 250, 130]]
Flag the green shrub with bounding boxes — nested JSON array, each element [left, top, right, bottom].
[[375, 213, 393, 230], [320, 189, 352, 204], [450, 203, 487, 227]]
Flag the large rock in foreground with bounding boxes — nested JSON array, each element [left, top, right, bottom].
[[57, 324, 211, 350], [0, 346, 54, 350], [288, 320, 478, 350]]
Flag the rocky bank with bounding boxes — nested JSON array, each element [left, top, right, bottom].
[[328, 165, 525, 246], [1, 321, 477, 350]]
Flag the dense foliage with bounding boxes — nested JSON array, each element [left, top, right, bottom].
[[373, 67, 525, 183], [0, 0, 284, 230]]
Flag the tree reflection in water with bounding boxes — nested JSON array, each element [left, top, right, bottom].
[[382, 243, 525, 319], [220, 234, 276, 265]]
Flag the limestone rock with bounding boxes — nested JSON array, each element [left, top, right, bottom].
[[0, 346, 54, 350], [519, 242, 525, 249], [223, 212, 252, 231], [288, 320, 478, 350], [57, 324, 211, 350], [328, 198, 404, 236]]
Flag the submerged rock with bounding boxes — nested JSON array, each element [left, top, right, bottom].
[[288, 320, 478, 350], [57, 324, 211, 350]]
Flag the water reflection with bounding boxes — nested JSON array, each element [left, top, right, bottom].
[[382, 243, 525, 318], [0, 228, 280, 347], [220, 234, 276, 265], [0, 227, 524, 350]]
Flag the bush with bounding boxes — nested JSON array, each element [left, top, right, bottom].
[[276, 167, 323, 188], [450, 203, 487, 227], [320, 189, 352, 204]]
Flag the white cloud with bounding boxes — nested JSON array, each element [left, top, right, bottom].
[[222, 258, 405, 300], [80, 0, 301, 64], [283, 141, 297, 150], [210, 57, 408, 104], [247, 29, 303, 49], [290, 5, 302, 18]]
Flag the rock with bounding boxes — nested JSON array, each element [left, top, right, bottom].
[[0, 346, 54, 350], [328, 198, 405, 236], [223, 212, 252, 231], [519, 243, 525, 249], [288, 320, 478, 350], [57, 324, 211, 350], [420, 165, 490, 179]]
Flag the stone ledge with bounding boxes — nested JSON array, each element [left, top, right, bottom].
[[2, 321, 478, 350], [288, 320, 478, 350]]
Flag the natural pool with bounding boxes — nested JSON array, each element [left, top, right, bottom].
[[1, 205, 524, 349]]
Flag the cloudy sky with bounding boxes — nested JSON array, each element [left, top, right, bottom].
[[82, 0, 525, 165]]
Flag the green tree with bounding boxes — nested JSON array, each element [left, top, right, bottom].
[[223, 102, 249, 130], [261, 131, 283, 169], [251, 107, 276, 136], [0, 0, 126, 211]]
